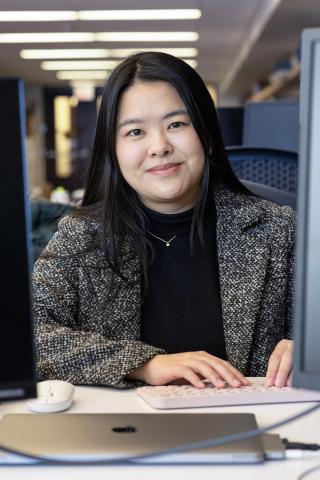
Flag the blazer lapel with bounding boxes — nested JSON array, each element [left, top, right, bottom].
[[215, 185, 270, 374]]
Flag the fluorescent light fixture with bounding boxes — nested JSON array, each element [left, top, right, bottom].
[[0, 33, 95, 43], [57, 71, 108, 80], [78, 9, 202, 20], [112, 47, 199, 57], [96, 32, 199, 42], [183, 59, 197, 68], [0, 32, 198, 43], [0, 9, 201, 22], [20, 47, 198, 59], [21, 49, 112, 59], [0, 11, 77, 21], [42, 60, 120, 70], [71, 84, 96, 102], [70, 81, 102, 88]]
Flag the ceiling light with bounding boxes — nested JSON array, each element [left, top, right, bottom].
[[183, 59, 198, 68], [112, 47, 199, 57], [0, 11, 77, 21], [70, 81, 102, 88], [0, 32, 198, 44], [20, 47, 198, 59], [96, 32, 199, 42], [0, 33, 95, 43], [21, 49, 112, 59], [78, 9, 202, 20], [42, 60, 120, 70], [0, 9, 201, 22], [57, 71, 108, 80]]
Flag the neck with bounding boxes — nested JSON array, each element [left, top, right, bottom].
[[140, 199, 196, 215]]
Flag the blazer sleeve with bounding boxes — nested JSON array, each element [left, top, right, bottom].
[[32, 215, 164, 389], [284, 206, 296, 339]]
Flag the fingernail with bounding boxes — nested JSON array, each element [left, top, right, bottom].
[[275, 377, 285, 388], [265, 377, 273, 387], [217, 380, 225, 388], [232, 379, 241, 387]]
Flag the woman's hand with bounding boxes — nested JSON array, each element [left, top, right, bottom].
[[128, 351, 249, 389], [265, 339, 294, 387]]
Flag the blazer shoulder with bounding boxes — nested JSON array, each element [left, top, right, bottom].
[[250, 195, 296, 230], [42, 213, 100, 256], [215, 182, 296, 233]]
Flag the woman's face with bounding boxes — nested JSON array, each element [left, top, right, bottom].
[[115, 81, 205, 213]]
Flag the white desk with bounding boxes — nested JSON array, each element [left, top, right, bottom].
[[0, 386, 320, 480]]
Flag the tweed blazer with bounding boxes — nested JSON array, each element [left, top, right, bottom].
[[33, 182, 296, 388]]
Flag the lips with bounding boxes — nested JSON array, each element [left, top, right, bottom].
[[148, 162, 181, 173]]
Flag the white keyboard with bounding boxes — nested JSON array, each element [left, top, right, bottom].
[[137, 377, 320, 409]]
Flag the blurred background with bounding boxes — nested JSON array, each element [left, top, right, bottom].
[[0, 0, 319, 203]]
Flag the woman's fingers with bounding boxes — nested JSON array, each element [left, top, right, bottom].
[[180, 355, 247, 388], [286, 371, 293, 387], [196, 353, 248, 386], [265, 348, 282, 386], [274, 347, 293, 387], [265, 340, 293, 387], [179, 366, 206, 389], [136, 352, 249, 388], [209, 363, 246, 387], [187, 360, 227, 388]]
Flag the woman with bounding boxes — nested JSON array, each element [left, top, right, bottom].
[[33, 52, 295, 389]]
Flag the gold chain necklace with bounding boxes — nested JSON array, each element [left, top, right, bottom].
[[148, 232, 177, 247]]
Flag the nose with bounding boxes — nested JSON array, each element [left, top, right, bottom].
[[148, 132, 173, 157]]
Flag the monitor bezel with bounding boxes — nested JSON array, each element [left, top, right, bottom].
[[0, 78, 37, 402], [293, 29, 320, 391]]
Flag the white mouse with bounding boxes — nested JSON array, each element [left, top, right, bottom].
[[27, 380, 75, 413]]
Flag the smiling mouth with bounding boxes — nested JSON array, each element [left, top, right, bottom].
[[148, 163, 181, 173]]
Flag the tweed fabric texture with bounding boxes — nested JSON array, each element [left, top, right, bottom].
[[33, 182, 295, 388]]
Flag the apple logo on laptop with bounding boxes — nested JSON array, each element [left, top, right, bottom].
[[112, 425, 136, 433]]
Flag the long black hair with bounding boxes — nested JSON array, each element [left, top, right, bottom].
[[76, 51, 247, 277]]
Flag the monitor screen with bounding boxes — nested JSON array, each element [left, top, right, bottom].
[[217, 107, 244, 147], [243, 100, 299, 152], [293, 29, 320, 391], [0, 78, 37, 401]]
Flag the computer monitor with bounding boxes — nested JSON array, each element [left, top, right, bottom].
[[293, 29, 320, 391], [217, 107, 244, 146], [243, 100, 299, 152], [0, 78, 37, 401]]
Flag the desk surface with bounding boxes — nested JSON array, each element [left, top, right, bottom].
[[0, 385, 320, 480]]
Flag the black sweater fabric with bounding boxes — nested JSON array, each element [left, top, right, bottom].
[[141, 199, 227, 360]]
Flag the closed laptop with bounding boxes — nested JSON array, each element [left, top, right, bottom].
[[0, 412, 265, 464]]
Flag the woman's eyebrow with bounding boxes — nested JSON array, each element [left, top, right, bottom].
[[162, 109, 189, 120], [117, 117, 143, 130]]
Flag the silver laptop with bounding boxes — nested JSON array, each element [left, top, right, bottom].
[[0, 412, 266, 464]]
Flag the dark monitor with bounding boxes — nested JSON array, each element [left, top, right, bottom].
[[0, 78, 37, 401], [243, 100, 299, 152], [217, 106, 244, 147], [293, 29, 320, 391]]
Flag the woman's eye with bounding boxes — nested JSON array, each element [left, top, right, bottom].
[[127, 129, 143, 137], [169, 121, 187, 129]]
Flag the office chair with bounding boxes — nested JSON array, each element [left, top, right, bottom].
[[31, 199, 72, 261], [241, 179, 296, 209], [226, 146, 298, 194]]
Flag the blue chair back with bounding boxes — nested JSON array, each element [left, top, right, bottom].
[[226, 146, 298, 194], [241, 180, 296, 209]]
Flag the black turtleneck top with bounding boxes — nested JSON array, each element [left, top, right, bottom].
[[140, 198, 227, 360]]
